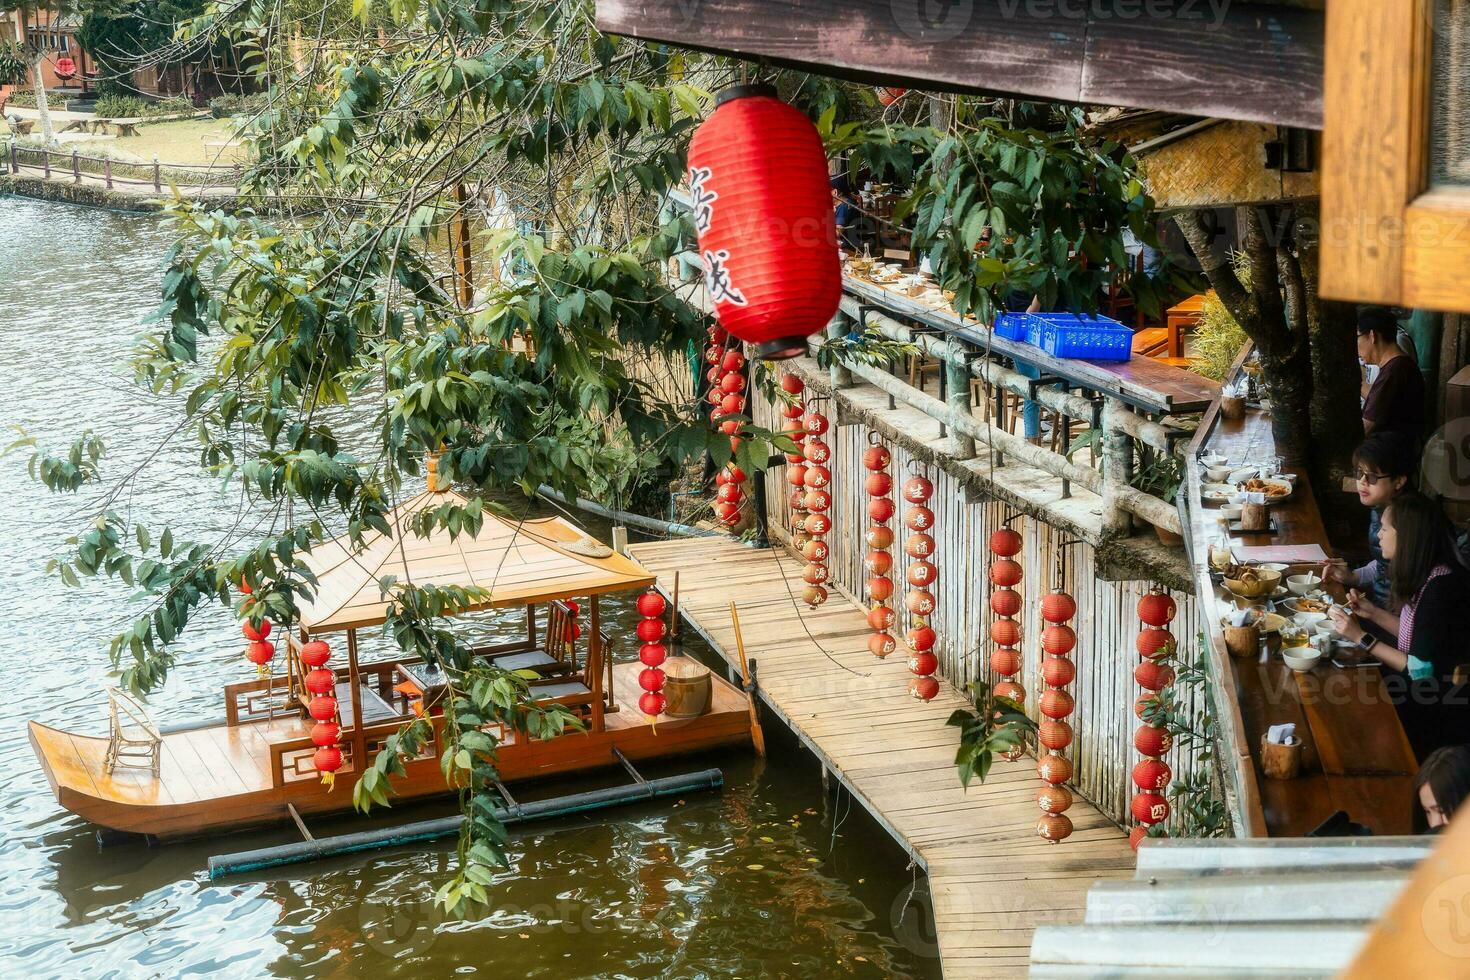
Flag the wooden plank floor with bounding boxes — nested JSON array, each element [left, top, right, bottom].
[[630, 537, 1136, 979]]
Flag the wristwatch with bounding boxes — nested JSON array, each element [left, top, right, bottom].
[[1358, 634, 1378, 652]]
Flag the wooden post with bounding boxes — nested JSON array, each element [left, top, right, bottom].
[[526, 602, 537, 647], [589, 595, 604, 732], [1102, 399, 1134, 537], [452, 183, 474, 309], [70, 148, 78, 184], [152, 155, 161, 192], [826, 314, 852, 389], [728, 601, 766, 756], [7, 141, 15, 175], [104, 158, 112, 190], [42, 149, 50, 179], [347, 628, 366, 774], [945, 357, 976, 459]]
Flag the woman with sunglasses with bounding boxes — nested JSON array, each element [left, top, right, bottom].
[[1330, 491, 1470, 759], [1325, 433, 1417, 608]]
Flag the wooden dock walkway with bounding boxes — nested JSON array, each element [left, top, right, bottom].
[[629, 537, 1136, 978]]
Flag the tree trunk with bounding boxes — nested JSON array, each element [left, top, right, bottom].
[[31, 52, 53, 144]]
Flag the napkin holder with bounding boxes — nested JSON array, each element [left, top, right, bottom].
[[1260, 732, 1303, 780]]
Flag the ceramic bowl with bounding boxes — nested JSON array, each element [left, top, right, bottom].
[[1282, 647, 1322, 672], [1287, 573, 1322, 596], [1205, 464, 1232, 482], [1221, 504, 1243, 521], [1292, 611, 1328, 630], [1259, 562, 1290, 574]]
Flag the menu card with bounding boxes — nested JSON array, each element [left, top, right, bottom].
[[1233, 544, 1329, 564]]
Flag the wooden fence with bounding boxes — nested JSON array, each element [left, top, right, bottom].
[[5, 142, 240, 192]]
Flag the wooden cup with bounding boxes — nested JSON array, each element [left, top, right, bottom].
[[1240, 500, 1270, 532], [1260, 733, 1303, 780], [1224, 623, 1260, 659], [1221, 394, 1247, 421]]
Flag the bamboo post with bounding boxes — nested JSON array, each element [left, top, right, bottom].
[[826, 314, 852, 389], [1102, 400, 1134, 537], [70, 148, 78, 184], [728, 601, 766, 756], [42, 148, 50, 179], [152, 155, 161, 193], [945, 357, 976, 459], [104, 158, 112, 189]]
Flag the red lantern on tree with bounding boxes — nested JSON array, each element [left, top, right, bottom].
[[902, 468, 939, 700], [1131, 586, 1176, 849], [687, 85, 841, 359]]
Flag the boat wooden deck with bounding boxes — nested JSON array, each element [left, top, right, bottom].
[[31, 661, 750, 839], [629, 537, 1136, 979]]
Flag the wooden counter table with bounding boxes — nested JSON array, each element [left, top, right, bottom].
[[1192, 390, 1419, 837]]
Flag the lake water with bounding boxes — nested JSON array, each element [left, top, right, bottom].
[[0, 195, 941, 978]]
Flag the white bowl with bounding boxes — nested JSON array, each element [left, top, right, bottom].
[[1312, 620, 1339, 638], [1287, 573, 1322, 596], [1283, 648, 1322, 672], [1222, 504, 1243, 521], [1199, 452, 1228, 467], [1292, 611, 1328, 629], [1259, 563, 1290, 574], [1205, 465, 1232, 482]]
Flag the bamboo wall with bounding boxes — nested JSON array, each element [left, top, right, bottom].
[[756, 389, 1211, 832]]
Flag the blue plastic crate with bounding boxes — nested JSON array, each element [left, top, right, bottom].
[[1030, 313, 1132, 362], [994, 313, 1029, 342]]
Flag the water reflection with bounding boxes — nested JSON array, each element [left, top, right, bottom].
[[0, 195, 938, 978]]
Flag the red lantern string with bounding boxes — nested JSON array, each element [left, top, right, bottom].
[[1037, 550, 1079, 844], [781, 373, 810, 551], [863, 435, 895, 658], [686, 85, 842, 359], [301, 638, 343, 789], [239, 582, 275, 677], [711, 330, 747, 529], [902, 470, 939, 701], [801, 405, 831, 607], [1130, 586, 1178, 849], [988, 521, 1025, 760], [637, 589, 669, 726]]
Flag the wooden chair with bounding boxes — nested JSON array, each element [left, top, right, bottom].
[[104, 687, 161, 778], [525, 622, 605, 732], [480, 601, 577, 676]]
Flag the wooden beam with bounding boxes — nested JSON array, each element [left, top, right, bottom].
[[596, 0, 1324, 128]]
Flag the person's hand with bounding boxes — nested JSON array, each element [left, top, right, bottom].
[[1330, 605, 1366, 644], [1322, 561, 1353, 586]]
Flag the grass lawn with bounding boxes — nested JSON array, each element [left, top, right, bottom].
[[75, 117, 249, 167]]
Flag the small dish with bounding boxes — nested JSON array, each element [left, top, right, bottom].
[[1259, 562, 1290, 574], [1292, 611, 1328, 630], [1205, 465, 1232, 482]]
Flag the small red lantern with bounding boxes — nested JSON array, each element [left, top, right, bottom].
[[1132, 758, 1172, 791], [865, 472, 892, 497], [1137, 629, 1177, 661], [639, 642, 667, 667], [781, 372, 804, 394], [786, 463, 808, 487], [864, 550, 892, 576], [1041, 590, 1076, 624], [1038, 785, 1074, 815], [904, 532, 935, 558], [640, 691, 667, 717], [988, 559, 1022, 587], [907, 650, 938, 677], [1138, 589, 1176, 627], [993, 680, 1026, 703], [636, 618, 667, 642], [867, 576, 894, 601], [906, 561, 937, 587], [804, 539, 830, 563], [245, 640, 274, 666], [869, 633, 897, 658], [1041, 625, 1076, 655], [1131, 793, 1170, 826], [313, 745, 343, 788], [803, 411, 830, 436], [865, 525, 894, 550], [1129, 826, 1150, 851], [1041, 657, 1076, 688], [901, 476, 933, 503], [717, 482, 742, 504], [639, 668, 665, 692], [804, 488, 832, 513], [802, 585, 828, 606], [1037, 812, 1073, 843], [1038, 720, 1073, 751], [867, 606, 896, 631], [903, 505, 934, 530], [989, 527, 1022, 557], [721, 349, 745, 373], [1039, 690, 1075, 720], [242, 619, 272, 642], [804, 465, 831, 489], [1134, 661, 1176, 692], [1037, 753, 1074, 785], [309, 696, 338, 722], [1134, 725, 1173, 757], [863, 446, 891, 471], [305, 667, 335, 695], [906, 626, 936, 653], [990, 619, 1021, 647], [803, 439, 831, 464], [300, 640, 331, 667], [311, 721, 340, 747], [989, 588, 1021, 618], [905, 589, 936, 616], [868, 498, 895, 524], [805, 513, 832, 535], [990, 648, 1021, 676], [909, 676, 940, 701]]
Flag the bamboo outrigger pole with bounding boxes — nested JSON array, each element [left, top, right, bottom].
[[728, 600, 765, 757]]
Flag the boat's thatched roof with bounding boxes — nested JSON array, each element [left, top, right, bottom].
[[298, 488, 653, 633]]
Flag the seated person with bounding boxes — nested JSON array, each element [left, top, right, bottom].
[[1329, 492, 1470, 760], [1325, 433, 1417, 608], [1416, 745, 1470, 833], [1357, 306, 1426, 445]]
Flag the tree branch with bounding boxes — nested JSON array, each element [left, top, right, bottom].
[[1173, 209, 1252, 327]]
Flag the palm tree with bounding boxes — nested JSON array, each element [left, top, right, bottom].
[[2, 0, 68, 144]]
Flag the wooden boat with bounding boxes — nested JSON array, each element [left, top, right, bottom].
[[31, 485, 751, 840]]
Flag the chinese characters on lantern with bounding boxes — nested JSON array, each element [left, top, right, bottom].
[[801, 406, 832, 607], [1037, 576, 1078, 844], [1131, 588, 1177, 848], [903, 471, 939, 700], [864, 437, 896, 658]]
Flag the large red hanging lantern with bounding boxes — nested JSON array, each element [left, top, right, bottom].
[[304, 637, 343, 788], [1036, 565, 1077, 844], [801, 406, 831, 607], [902, 470, 939, 700], [864, 435, 895, 658], [638, 588, 669, 723], [1131, 586, 1176, 849], [686, 85, 842, 359], [987, 517, 1025, 761]]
